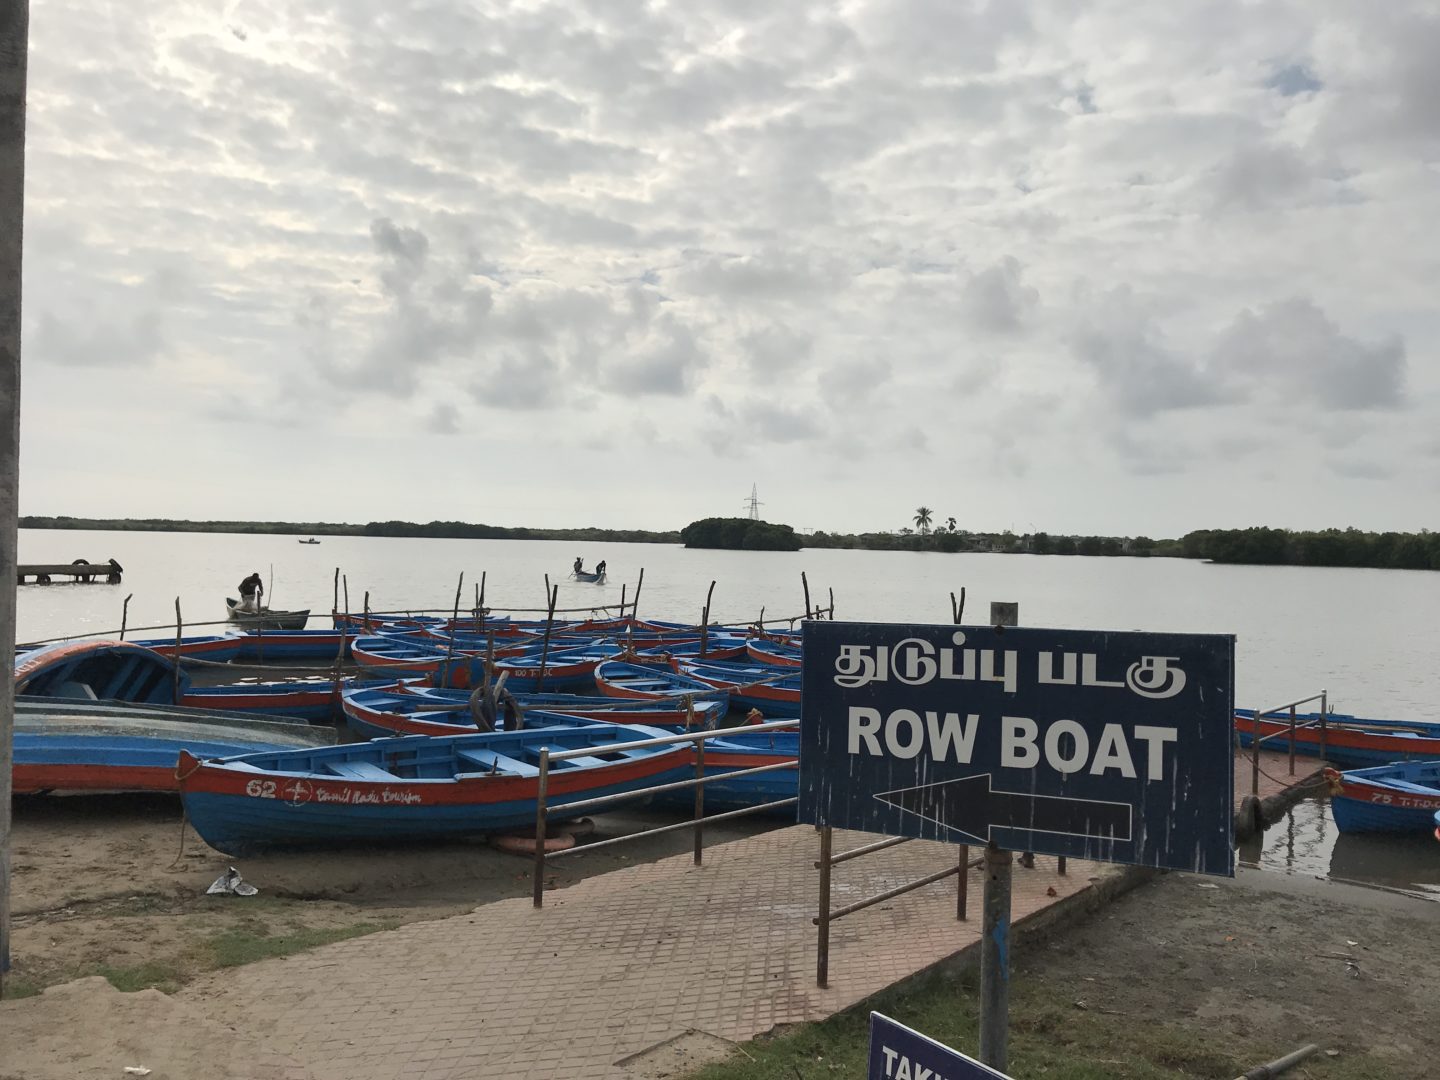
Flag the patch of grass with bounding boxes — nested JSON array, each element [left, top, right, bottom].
[[685, 968, 1405, 1080], [95, 962, 185, 994], [205, 920, 396, 969], [0, 974, 46, 1000]]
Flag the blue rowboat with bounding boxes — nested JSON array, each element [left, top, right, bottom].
[[16, 640, 182, 704], [176, 717, 689, 854], [340, 684, 728, 739], [744, 637, 803, 668], [657, 728, 799, 814], [1324, 761, 1440, 834], [16, 638, 346, 723], [234, 629, 356, 662], [1235, 709, 1440, 768], [633, 636, 749, 663], [489, 644, 627, 693], [13, 699, 332, 794], [593, 661, 731, 709], [672, 659, 802, 718], [181, 679, 345, 724]]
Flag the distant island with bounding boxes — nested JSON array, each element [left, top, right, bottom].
[[18, 515, 1440, 572], [680, 517, 801, 551]]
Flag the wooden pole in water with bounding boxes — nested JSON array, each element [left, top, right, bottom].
[[631, 568, 644, 623], [619, 583, 627, 621], [478, 571, 486, 631], [0, 0, 28, 993], [332, 567, 339, 615], [801, 572, 811, 620], [442, 572, 464, 688], [119, 593, 133, 640], [700, 581, 715, 658], [828, 587, 834, 619], [535, 583, 559, 693], [342, 575, 349, 624], [173, 598, 183, 704]]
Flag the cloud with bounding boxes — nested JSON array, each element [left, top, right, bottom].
[[1328, 457, 1393, 480], [960, 257, 1039, 334], [818, 358, 892, 411], [1266, 63, 1322, 97], [429, 402, 461, 434], [1211, 298, 1407, 411], [1069, 289, 1230, 417], [605, 322, 708, 396]]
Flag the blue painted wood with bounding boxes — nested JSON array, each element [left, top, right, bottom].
[[1328, 760, 1440, 834]]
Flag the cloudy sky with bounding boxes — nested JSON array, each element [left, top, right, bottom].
[[16, 0, 1440, 535]]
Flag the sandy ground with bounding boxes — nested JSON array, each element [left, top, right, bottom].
[[5, 789, 775, 999]]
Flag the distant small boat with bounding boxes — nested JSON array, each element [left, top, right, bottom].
[[225, 598, 311, 631], [1325, 762, 1440, 834], [572, 569, 607, 584], [177, 717, 689, 854], [298, 538, 321, 545]]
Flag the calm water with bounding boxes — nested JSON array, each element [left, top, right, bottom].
[[1242, 796, 1440, 903], [15, 528, 1440, 895], [17, 528, 1440, 721]]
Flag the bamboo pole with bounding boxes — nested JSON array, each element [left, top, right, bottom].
[[802, 572, 811, 620], [173, 598, 183, 703], [828, 587, 834, 619], [478, 571, 487, 630], [342, 574, 349, 622], [332, 567, 339, 614], [442, 572, 464, 688], [631, 568, 645, 622], [119, 593, 133, 640], [535, 583, 559, 693], [0, 0, 26, 993], [700, 580, 716, 658]]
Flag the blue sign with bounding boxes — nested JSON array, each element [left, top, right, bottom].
[[869, 1012, 1011, 1079], [799, 621, 1235, 875]]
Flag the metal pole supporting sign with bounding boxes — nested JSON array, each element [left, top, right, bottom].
[[979, 601, 1018, 1070]]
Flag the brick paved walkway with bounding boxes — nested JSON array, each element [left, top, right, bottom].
[[185, 829, 1108, 1079]]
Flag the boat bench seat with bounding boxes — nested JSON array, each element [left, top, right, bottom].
[[455, 749, 541, 777], [327, 761, 398, 781], [555, 755, 610, 770]]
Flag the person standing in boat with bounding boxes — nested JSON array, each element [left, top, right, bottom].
[[595, 559, 606, 578], [573, 556, 584, 575], [238, 571, 264, 613]]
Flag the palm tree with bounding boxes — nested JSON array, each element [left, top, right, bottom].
[[946, 516, 957, 534], [913, 507, 933, 535]]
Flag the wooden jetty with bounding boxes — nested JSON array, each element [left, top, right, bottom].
[[17, 558, 123, 585]]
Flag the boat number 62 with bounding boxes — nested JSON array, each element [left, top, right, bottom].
[[245, 779, 278, 799]]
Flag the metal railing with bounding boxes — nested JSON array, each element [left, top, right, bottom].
[[1245, 690, 1328, 797], [814, 828, 990, 988], [530, 719, 799, 908]]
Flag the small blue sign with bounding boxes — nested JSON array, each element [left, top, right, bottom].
[[799, 621, 1235, 875], [869, 1012, 1012, 1079]]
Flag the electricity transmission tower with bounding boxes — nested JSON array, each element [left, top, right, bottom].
[[742, 484, 763, 521]]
